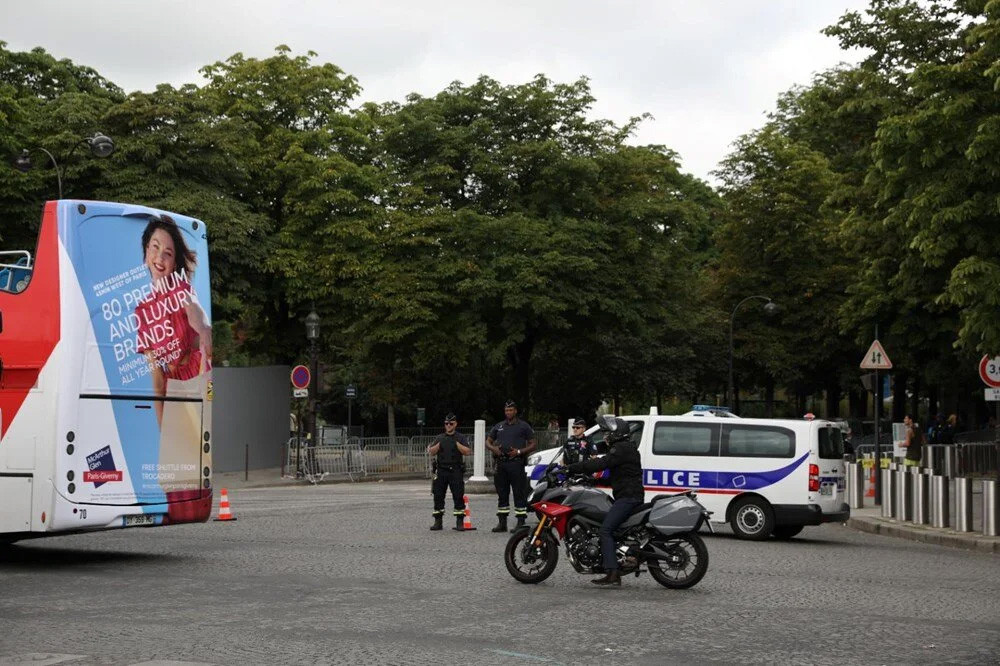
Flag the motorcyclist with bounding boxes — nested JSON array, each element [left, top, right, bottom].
[[565, 415, 643, 587]]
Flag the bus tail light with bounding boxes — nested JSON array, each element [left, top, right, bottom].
[[808, 463, 820, 492]]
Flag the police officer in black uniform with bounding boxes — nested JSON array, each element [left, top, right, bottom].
[[486, 400, 536, 532], [427, 413, 471, 531], [563, 418, 597, 465]]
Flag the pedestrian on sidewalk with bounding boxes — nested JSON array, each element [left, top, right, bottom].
[[903, 414, 923, 467], [427, 413, 471, 531], [486, 400, 536, 533]]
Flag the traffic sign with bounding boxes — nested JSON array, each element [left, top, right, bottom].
[[860, 339, 892, 370], [291, 365, 311, 390], [293, 388, 308, 399], [346, 384, 357, 399], [985, 388, 1000, 402], [978, 355, 1000, 388]]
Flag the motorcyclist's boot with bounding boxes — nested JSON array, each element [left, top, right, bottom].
[[430, 514, 443, 531], [510, 515, 526, 532], [591, 570, 622, 586], [491, 516, 508, 533], [453, 515, 465, 531]]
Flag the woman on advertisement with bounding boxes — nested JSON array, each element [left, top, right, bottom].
[[135, 215, 212, 504]]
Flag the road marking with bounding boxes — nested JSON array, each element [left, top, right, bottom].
[[130, 662, 217, 666], [487, 650, 564, 664], [0, 656, 86, 666]]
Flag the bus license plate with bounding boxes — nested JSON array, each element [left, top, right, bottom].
[[123, 513, 156, 527], [820, 483, 835, 496]]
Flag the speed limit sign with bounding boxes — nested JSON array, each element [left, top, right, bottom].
[[979, 355, 1000, 388]]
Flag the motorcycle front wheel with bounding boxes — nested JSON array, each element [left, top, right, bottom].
[[647, 532, 709, 589], [504, 527, 559, 584]]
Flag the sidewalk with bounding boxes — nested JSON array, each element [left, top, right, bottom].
[[848, 505, 1000, 554], [212, 467, 293, 491]]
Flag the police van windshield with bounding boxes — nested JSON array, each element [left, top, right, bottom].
[[818, 427, 844, 459]]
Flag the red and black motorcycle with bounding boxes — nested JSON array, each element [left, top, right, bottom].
[[504, 453, 712, 589]]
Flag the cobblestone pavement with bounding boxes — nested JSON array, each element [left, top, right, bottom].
[[1, 481, 997, 665]]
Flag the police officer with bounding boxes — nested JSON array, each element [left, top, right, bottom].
[[563, 418, 597, 465], [427, 413, 471, 531], [486, 400, 536, 532]]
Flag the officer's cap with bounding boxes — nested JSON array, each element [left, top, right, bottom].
[[573, 418, 586, 427], [504, 399, 517, 409], [444, 412, 457, 422]]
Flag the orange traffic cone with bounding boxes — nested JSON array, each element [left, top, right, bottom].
[[865, 463, 875, 498], [462, 495, 476, 531], [214, 488, 237, 522]]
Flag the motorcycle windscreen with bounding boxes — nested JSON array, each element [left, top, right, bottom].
[[56, 203, 211, 505]]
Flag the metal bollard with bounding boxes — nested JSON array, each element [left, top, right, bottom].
[[945, 446, 959, 478], [955, 477, 973, 532], [984, 479, 999, 537], [896, 466, 912, 521], [847, 462, 864, 509], [930, 475, 950, 529], [912, 467, 929, 525], [881, 468, 896, 518]]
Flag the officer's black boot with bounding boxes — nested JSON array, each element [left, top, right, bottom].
[[491, 516, 508, 533], [592, 570, 622, 586], [453, 515, 465, 531], [511, 515, 526, 532], [430, 514, 443, 531]]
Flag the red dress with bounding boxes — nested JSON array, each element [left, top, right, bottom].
[[135, 280, 203, 380]]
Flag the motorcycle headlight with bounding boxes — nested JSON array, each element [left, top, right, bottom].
[[527, 453, 542, 466]]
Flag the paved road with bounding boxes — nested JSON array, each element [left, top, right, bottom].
[[1, 482, 997, 665]]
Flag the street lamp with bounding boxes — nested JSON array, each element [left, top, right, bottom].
[[13, 132, 116, 199], [305, 310, 321, 458], [728, 295, 778, 411]]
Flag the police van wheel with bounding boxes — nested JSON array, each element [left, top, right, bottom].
[[504, 529, 558, 584], [772, 525, 804, 540], [730, 497, 774, 540]]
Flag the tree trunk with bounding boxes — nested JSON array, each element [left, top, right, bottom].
[[765, 378, 775, 418], [928, 385, 939, 417], [892, 372, 908, 422], [825, 381, 841, 419], [506, 330, 536, 414], [849, 389, 867, 419], [387, 402, 396, 444], [910, 375, 921, 421]]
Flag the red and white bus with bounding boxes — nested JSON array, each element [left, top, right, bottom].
[[0, 200, 214, 543]]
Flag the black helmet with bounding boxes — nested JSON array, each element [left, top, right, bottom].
[[597, 414, 630, 443]]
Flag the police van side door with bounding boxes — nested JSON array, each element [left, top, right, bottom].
[[645, 420, 720, 503]]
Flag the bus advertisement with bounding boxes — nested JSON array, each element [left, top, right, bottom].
[[0, 201, 213, 542]]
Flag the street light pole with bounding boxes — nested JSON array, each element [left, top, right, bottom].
[[13, 133, 116, 199], [305, 309, 321, 472], [728, 295, 777, 411]]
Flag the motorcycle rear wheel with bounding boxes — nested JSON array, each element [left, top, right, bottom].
[[504, 528, 559, 584], [647, 533, 709, 589]]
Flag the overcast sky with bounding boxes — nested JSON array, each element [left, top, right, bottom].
[[2, 1, 871, 183]]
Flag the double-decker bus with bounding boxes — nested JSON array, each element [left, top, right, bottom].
[[0, 200, 213, 543]]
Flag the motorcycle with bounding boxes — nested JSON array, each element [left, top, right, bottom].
[[504, 444, 712, 589]]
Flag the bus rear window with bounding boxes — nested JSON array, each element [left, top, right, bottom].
[[818, 427, 844, 459]]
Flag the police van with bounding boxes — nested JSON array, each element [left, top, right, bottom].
[[527, 406, 849, 540]]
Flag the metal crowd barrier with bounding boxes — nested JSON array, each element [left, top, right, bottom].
[[283, 435, 498, 483], [925, 442, 998, 477]]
